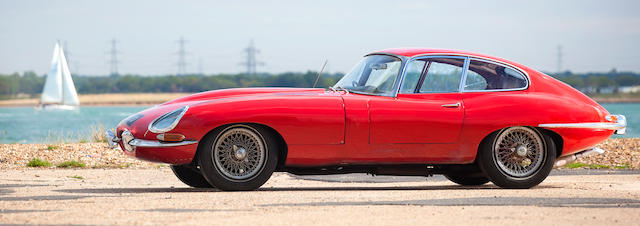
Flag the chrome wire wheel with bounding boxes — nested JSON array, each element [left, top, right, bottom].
[[493, 127, 545, 178], [212, 126, 266, 181]]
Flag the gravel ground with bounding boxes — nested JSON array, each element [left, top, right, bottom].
[[579, 138, 640, 169], [0, 169, 639, 225], [0, 143, 158, 169], [1, 138, 638, 170]]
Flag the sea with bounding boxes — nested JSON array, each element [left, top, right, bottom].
[[0, 103, 638, 144]]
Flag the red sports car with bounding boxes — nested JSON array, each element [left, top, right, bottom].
[[106, 48, 626, 191]]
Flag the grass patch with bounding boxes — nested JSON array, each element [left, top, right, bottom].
[[118, 163, 133, 169], [90, 124, 107, 143], [587, 164, 610, 169], [56, 160, 86, 168], [564, 162, 589, 169], [68, 175, 84, 180], [26, 158, 52, 167], [564, 162, 612, 169], [614, 163, 631, 169], [46, 145, 59, 151]]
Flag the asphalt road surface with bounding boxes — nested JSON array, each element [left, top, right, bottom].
[[1, 169, 639, 225]]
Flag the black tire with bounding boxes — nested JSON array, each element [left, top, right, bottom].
[[477, 127, 556, 189], [170, 165, 213, 188], [198, 124, 279, 191], [444, 174, 490, 186]]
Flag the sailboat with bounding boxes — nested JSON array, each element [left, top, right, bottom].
[[38, 42, 80, 110]]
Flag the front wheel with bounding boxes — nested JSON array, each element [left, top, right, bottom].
[[477, 127, 556, 189], [198, 124, 279, 191], [444, 174, 490, 186], [170, 165, 213, 188]]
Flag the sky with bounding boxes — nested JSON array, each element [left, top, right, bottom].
[[1, 0, 639, 76]]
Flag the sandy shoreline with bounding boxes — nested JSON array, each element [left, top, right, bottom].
[[1, 138, 638, 170], [0, 93, 191, 107]]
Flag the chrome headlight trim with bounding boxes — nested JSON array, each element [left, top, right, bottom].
[[147, 106, 189, 134]]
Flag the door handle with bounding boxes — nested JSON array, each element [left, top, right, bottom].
[[441, 103, 460, 108]]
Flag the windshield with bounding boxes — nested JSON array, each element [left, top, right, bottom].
[[333, 55, 402, 96]]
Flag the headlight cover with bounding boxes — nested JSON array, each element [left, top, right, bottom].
[[148, 106, 189, 133]]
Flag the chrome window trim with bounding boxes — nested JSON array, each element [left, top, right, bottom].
[[395, 55, 469, 96], [463, 57, 529, 92], [409, 53, 530, 93]]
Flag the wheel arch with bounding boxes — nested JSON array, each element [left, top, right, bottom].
[[537, 127, 564, 158], [192, 122, 288, 170], [475, 126, 564, 162]]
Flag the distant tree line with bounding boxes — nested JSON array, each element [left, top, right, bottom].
[[550, 70, 640, 94], [2, 70, 640, 99], [0, 71, 342, 99]]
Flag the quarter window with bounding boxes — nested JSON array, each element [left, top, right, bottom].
[[464, 60, 527, 91]]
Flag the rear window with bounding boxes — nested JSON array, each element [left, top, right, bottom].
[[464, 59, 527, 91]]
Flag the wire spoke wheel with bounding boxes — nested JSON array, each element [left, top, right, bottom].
[[493, 127, 545, 178], [213, 126, 266, 181]]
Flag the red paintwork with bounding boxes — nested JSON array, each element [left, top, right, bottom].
[[115, 48, 616, 167]]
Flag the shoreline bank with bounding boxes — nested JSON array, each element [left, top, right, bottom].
[[0, 93, 191, 107], [1, 138, 638, 170]]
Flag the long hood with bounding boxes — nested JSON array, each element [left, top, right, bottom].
[[162, 87, 327, 105]]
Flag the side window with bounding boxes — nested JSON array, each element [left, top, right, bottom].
[[464, 70, 488, 90], [419, 58, 465, 93], [399, 60, 426, 93], [464, 60, 527, 91]]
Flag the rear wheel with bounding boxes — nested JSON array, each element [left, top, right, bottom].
[[198, 124, 279, 191], [444, 174, 490, 186], [170, 165, 213, 188], [477, 127, 556, 189]]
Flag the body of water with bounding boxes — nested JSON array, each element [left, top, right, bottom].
[[0, 106, 146, 144], [0, 103, 637, 144]]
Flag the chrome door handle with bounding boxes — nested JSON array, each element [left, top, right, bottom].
[[441, 103, 460, 108]]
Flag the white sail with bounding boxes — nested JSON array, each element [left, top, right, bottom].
[[40, 44, 63, 104], [58, 45, 79, 106], [39, 42, 80, 107]]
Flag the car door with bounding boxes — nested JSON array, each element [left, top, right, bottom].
[[370, 56, 466, 144]]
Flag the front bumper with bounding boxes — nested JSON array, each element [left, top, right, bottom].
[[538, 114, 627, 135], [105, 130, 198, 152]]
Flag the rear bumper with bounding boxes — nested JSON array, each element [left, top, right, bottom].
[[538, 114, 626, 135]]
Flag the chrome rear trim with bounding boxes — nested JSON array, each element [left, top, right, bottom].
[[538, 115, 626, 134]]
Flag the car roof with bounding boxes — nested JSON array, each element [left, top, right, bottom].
[[370, 48, 517, 66]]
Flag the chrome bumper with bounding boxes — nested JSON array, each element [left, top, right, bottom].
[[538, 114, 626, 135], [105, 130, 198, 152]]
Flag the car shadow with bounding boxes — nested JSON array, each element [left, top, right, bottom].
[[53, 184, 558, 194]]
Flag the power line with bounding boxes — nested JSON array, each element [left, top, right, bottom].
[[60, 40, 78, 74], [240, 39, 264, 75], [557, 45, 563, 73], [108, 38, 120, 76], [176, 37, 189, 76]]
